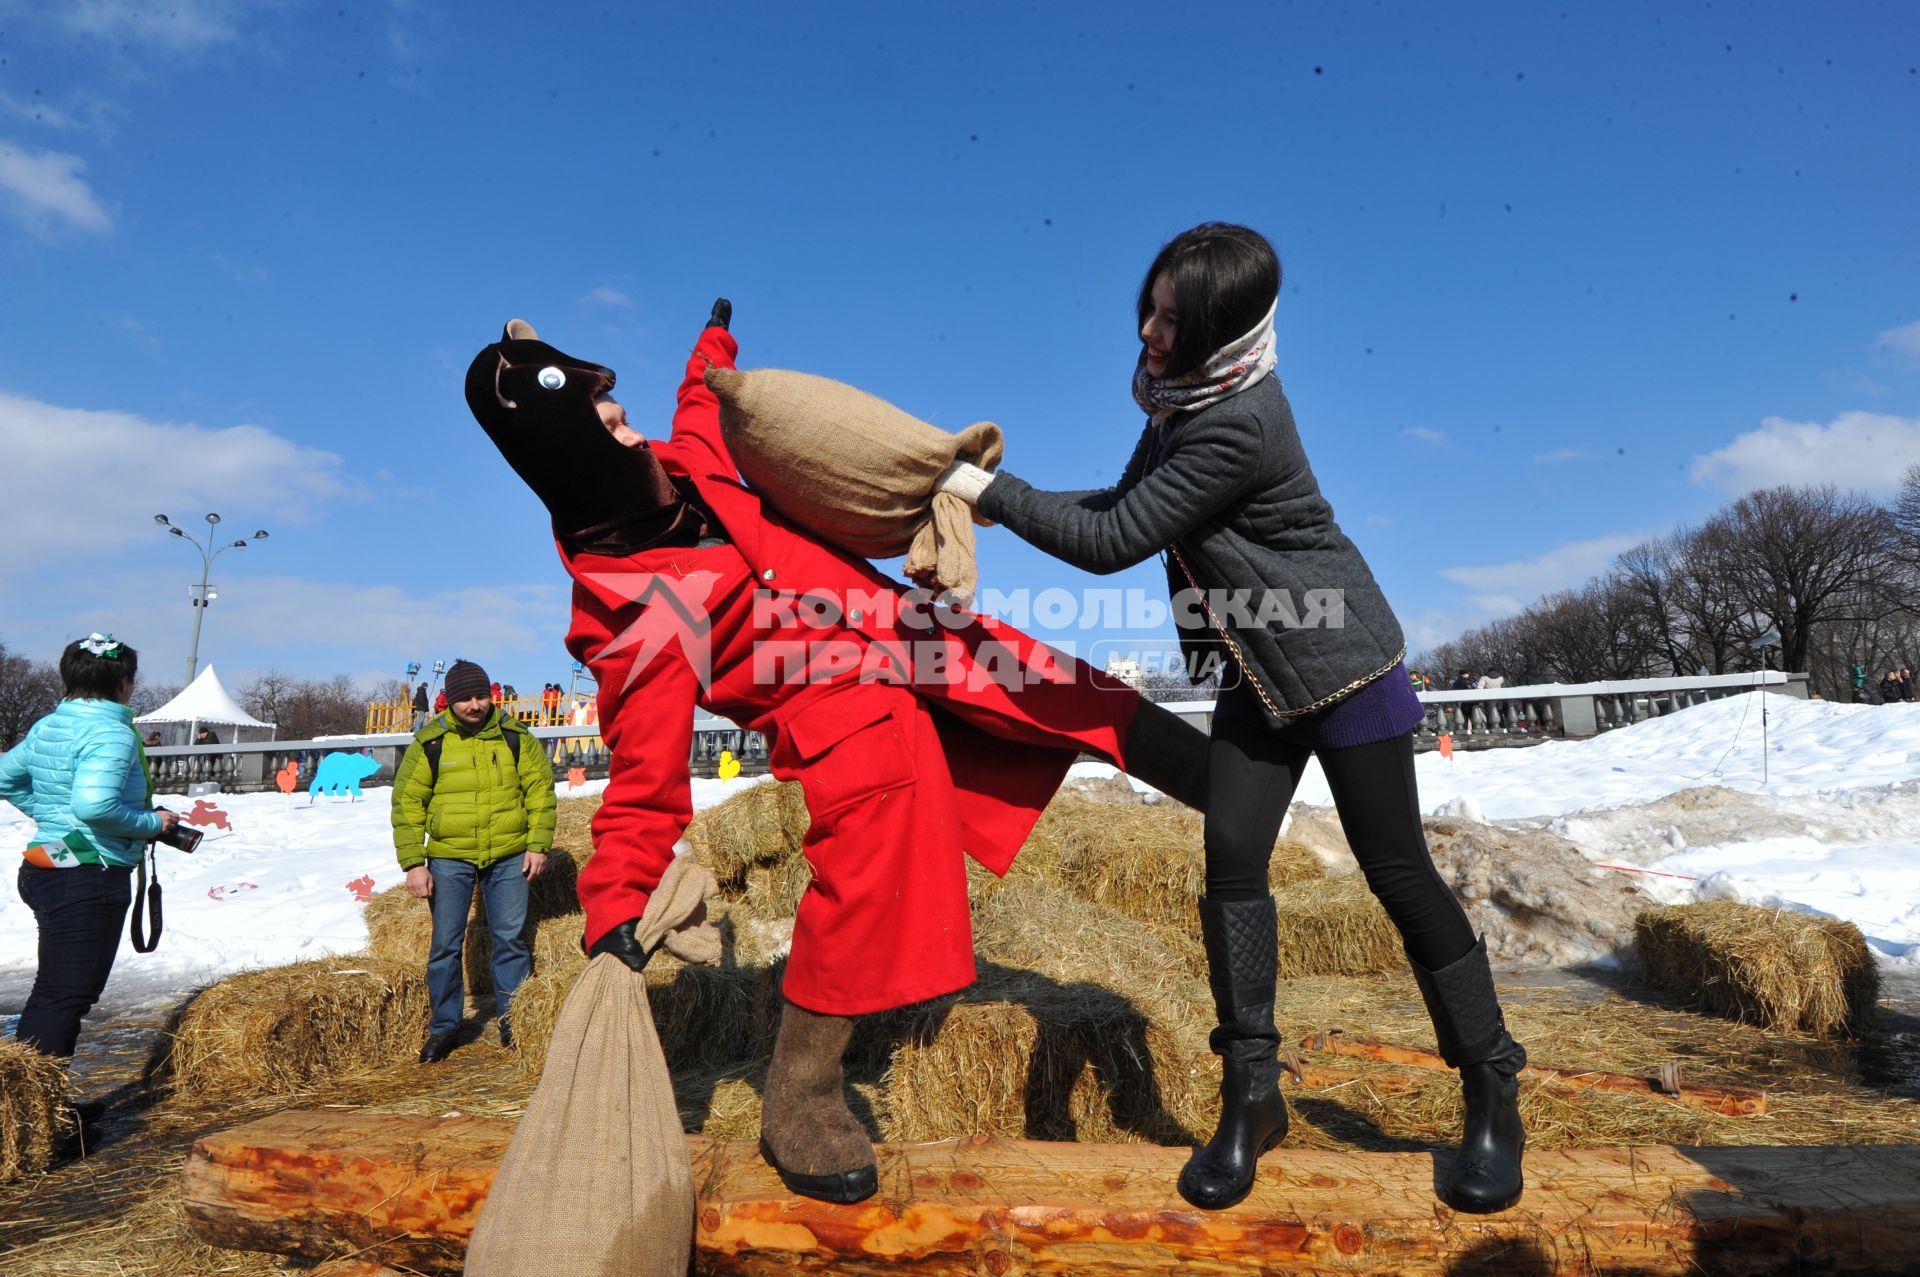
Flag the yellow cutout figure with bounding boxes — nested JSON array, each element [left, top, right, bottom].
[[717, 749, 741, 781]]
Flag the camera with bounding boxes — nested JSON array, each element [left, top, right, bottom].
[[156, 822, 203, 853]]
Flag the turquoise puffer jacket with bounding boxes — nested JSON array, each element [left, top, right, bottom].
[[0, 699, 164, 868]]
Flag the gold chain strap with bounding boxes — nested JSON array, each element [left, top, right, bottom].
[[1167, 543, 1405, 719]]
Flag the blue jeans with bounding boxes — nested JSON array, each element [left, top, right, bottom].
[[15, 863, 133, 1058], [425, 854, 530, 1037]]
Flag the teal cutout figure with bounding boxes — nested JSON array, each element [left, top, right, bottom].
[[310, 751, 381, 802]]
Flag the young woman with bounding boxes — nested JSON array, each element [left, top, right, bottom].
[[0, 634, 178, 1060], [940, 223, 1527, 1214]]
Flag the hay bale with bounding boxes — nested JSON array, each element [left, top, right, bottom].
[[989, 794, 1320, 930], [1272, 874, 1406, 978], [1634, 901, 1880, 1037], [362, 849, 583, 997], [682, 780, 809, 886], [508, 946, 782, 1080], [157, 956, 430, 1098], [0, 1038, 73, 1182], [870, 969, 1211, 1146], [552, 794, 601, 864], [971, 878, 1210, 1011]]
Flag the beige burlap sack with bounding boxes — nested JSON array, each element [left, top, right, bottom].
[[705, 365, 1003, 603], [465, 854, 722, 1277]]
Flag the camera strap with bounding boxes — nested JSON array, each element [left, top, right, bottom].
[[128, 728, 163, 951], [130, 843, 163, 953]]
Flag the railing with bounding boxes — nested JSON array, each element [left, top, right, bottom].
[[365, 695, 594, 734], [1134, 671, 1809, 750], [128, 671, 1813, 793], [144, 720, 771, 795]]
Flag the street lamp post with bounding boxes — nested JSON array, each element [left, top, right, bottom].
[[155, 513, 269, 685]]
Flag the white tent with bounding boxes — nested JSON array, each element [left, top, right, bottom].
[[135, 665, 275, 745]]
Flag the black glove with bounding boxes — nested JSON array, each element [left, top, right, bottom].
[[586, 918, 654, 972], [707, 297, 731, 331]]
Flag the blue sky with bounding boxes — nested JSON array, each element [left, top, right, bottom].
[[1, 1, 1916, 701]]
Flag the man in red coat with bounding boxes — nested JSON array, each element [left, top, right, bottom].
[[466, 301, 1206, 1203]]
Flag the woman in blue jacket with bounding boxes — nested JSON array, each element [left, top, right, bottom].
[[0, 634, 178, 1058]]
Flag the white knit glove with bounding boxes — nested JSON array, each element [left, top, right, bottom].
[[936, 460, 996, 506]]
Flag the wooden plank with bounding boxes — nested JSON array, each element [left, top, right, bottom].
[[1302, 1029, 1769, 1116], [182, 1110, 1920, 1275]]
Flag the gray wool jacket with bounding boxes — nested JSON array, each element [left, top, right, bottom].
[[976, 377, 1406, 723]]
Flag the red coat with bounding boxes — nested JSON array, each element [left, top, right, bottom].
[[562, 328, 1137, 964]]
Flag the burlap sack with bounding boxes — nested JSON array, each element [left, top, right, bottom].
[[465, 854, 722, 1277], [704, 365, 1003, 603]]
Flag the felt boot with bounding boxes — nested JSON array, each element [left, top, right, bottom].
[[760, 999, 878, 1204], [1120, 698, 1210, 812], [1410, 937, 1528, 1214], [1179, 896, 1288, 1210]]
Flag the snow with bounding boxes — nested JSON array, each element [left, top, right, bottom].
[[4, 692, 1918, 995], [0, 772, 770, 988], [1079, 692, 1920, 969]]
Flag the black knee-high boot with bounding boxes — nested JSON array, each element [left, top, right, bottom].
[[1409, 937, 1527, 1214], [1179, 896, 1288, 1210]]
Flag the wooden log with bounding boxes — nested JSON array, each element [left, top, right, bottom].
[[1302, 1028, 1769, 1116], [182, 1112, 1920, 1274]]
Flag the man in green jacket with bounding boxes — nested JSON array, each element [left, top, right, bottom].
[[391, 659, 557, 1062]]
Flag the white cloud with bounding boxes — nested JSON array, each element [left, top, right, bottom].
[[212, 253, 269, 284], [0, 140, 110, 234], [206, 576, 570, 662], [1877, 321, 1920, 362], [579, 285, 633, 308], [1532, 448, 1591, 465], [5, 572, 570, 690], [0, 392, 351, 570], [55, 0, 242, 52], [1438, 531, 1648, 615], [1689, 411, 1920, 496], [1400, 426, 1447, 448]]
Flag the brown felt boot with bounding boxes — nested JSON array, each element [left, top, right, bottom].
[[759, 999, 878, 1204]]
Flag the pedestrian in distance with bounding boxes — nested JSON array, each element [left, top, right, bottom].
[[391, 659, 556, 1063]]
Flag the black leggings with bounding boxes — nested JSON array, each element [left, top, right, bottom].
[[1203, 716, 1475, 971]]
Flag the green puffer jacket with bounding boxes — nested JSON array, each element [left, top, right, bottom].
[[391, 709, 556, 871]]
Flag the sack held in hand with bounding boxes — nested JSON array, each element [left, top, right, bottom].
[[464, 854, 722, 1277], [704, 365, 1003, 603]]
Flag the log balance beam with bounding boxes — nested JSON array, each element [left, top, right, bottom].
[[181, 1110, 1920, 1274]]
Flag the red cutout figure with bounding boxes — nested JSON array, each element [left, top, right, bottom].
[[185, 799, 231, 830], [346, 874, 376, 903], [275, 761, 299, 795], [566, 766, 586, 790]]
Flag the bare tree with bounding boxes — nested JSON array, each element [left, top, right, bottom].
[[1614, 538, 1688, 676], [1893, 463, 1920, 572], [240, 669, 298, 732], [127, 682, 181, 718], [0, 642, 62, 749], [1711, 485, 1892, 679], [240, 670, 372, 740]]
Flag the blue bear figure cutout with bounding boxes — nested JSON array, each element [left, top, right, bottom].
[[309, 751, 382, 802]]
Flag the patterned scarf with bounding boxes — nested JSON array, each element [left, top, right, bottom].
[[1131, 298, 1278, 427]]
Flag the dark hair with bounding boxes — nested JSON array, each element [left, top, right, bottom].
[[60, 637, 139, 701], [1137, 223, 1282, 379]]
